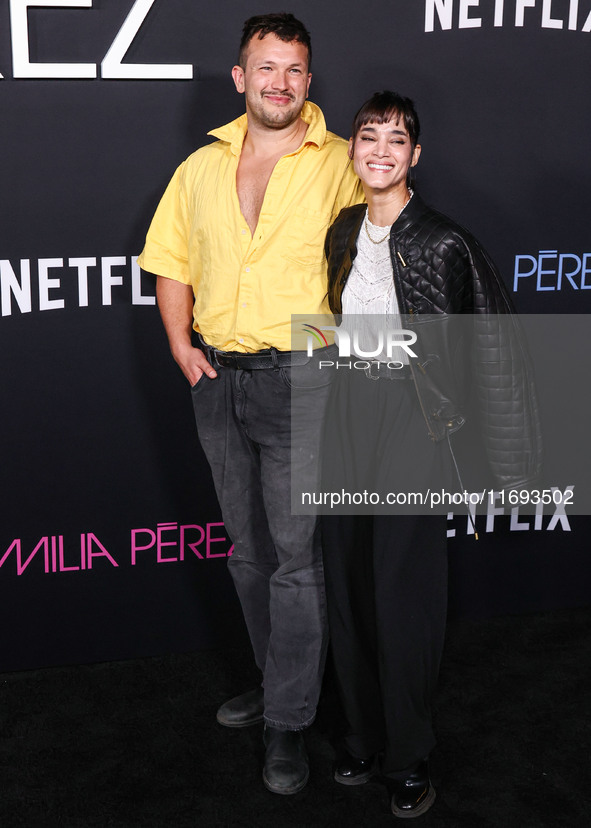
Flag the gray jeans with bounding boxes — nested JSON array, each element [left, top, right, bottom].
[[191, 353, 332, 730]]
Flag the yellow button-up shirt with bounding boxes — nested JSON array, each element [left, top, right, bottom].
[[138, 101, 363, 352]]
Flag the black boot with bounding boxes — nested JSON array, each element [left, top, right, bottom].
[[390, 760, 436, 819], [334, 752, 377, 786], [216, 687, 264, 728], [262, 725, 309, 795]]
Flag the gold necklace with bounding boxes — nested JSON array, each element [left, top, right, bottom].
[[364, 190, 413, 245], [364, 216, 391, 245]]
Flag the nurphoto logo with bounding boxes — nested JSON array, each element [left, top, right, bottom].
[[302, 321, 418, 363]]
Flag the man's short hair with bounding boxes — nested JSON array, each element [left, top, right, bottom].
[[351, 91, 421, 150], [238, 13, 312, 70]]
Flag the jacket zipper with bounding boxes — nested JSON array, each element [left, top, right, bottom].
[[392, 238, 437, 441]]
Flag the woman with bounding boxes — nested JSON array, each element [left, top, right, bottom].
[[321, 91, 541, 818]]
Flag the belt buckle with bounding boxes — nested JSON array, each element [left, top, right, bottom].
[[365, 361, 381, 381], [211, 349, 226, 368]]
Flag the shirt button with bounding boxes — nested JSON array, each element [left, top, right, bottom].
[[242, 302, 247, 308], [239, 338, 244, 343], [245, 267, 250, 272], [241, 229, 247, 235]]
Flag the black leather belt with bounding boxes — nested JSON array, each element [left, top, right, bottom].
[[210, 346, 310, 370]]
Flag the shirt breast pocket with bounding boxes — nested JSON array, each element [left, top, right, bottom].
[[284, 207, 330, 269]]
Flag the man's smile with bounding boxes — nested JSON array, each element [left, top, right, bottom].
[[263, 92, 295, 104]]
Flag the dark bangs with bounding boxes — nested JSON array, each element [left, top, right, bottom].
[[351, 91, 420, 148]]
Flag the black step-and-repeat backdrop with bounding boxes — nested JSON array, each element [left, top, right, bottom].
[[2, 0, 590, 672]]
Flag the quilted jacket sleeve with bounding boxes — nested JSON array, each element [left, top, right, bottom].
[[462, 235, 543, 489]]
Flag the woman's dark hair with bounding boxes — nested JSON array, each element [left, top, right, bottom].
[[351, 91, 420, 150], [238, 13, 312, 69]]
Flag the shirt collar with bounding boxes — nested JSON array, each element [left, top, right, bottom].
[[207, 100, 327, 156]]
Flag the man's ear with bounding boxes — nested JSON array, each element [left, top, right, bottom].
[[231, 65, 245, 94]]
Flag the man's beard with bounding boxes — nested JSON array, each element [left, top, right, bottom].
[[248, 92, 302, 129]]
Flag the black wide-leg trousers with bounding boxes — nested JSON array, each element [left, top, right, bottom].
[[323, 512, 448, 776], [320, 370, 450, 776]]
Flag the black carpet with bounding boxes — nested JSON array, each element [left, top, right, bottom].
[[1, 606, 590, 827]]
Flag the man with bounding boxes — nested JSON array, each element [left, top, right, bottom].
[[138, 13, 362, 795]]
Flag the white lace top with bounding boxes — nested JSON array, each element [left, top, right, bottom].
[[341, 197, 412, 363]]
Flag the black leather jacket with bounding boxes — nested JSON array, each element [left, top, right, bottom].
[[325, 195, 542, 490]]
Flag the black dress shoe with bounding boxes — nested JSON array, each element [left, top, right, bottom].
[[216, 687, 264, 728], [262, 726, 309, 795], [390, 760, 436, 819], [334, 752, 377, 786]]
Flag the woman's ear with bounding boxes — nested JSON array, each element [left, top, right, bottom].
[[348, 137, 354, 160]]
